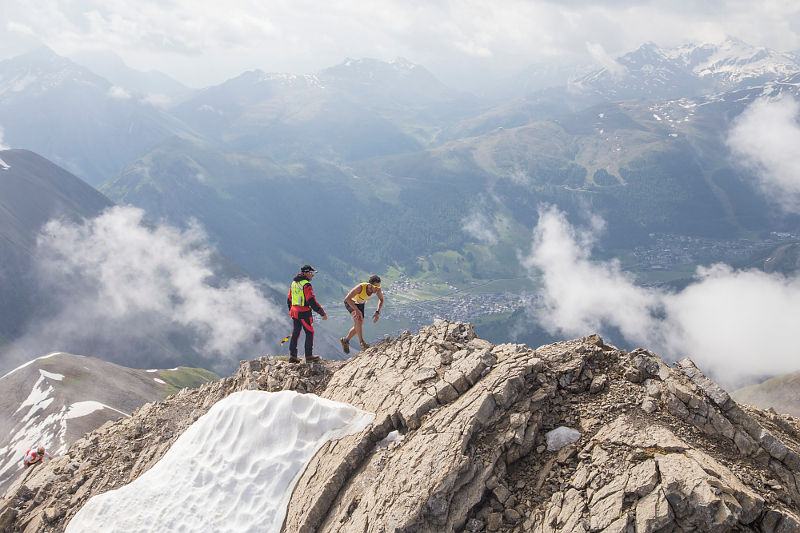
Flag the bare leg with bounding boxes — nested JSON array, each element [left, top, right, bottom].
[[355, 317, 364, 344], [346, 309, 365, 344]]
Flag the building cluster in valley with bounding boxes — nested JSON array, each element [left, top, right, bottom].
[[632, 232, 800, 270], [385, 276, 535, 333]]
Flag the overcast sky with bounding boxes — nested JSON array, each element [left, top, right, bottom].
[[2, 1, 799, 89]]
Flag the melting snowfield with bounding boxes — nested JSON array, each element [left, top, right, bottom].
[[65, 390, 374, 532]]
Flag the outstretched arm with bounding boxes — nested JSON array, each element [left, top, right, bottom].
[[373, 289, 384, 323]]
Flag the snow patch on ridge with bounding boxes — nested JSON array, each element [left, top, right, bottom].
[[39, 370, 64, 381], [65, 401, 130, 420], [66, 390, 374, 533], [1, 353, 63, 381], [14, 375, 54, 420]]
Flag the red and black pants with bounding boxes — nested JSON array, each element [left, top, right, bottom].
[[289, 313, 314, 357]]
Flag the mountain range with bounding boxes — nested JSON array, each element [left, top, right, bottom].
[[0, 47, 195, 185], [99, 38, 800, 288], [67, 49, 191, 103], [2, 38, 800, 372], [571, 38, 800, 100], [99, 71, 798, 291]]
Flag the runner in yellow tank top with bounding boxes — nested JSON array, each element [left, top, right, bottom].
[[341, 275, 384, 354]]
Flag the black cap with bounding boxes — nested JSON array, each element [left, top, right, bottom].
[[300, 264, 317, 273]]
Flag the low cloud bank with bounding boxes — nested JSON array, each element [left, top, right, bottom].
[[3, 206, 284, 374], [727, 94, 800, 214], [523, 205, 800, 388]]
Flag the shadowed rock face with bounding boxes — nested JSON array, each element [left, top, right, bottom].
[[2, 320, 800, 533]]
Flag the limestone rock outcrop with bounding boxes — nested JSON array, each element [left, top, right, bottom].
[[2, 320, 800, 533]]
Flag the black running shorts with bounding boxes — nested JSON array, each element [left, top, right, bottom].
[[345, 302, 365, 316]]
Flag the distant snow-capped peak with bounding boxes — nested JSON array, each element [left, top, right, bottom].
[[343, 56, 419, 71], [0, 46, 109, 99], [253, 70, 324, 88], [664, 38, 800, 83], [323, 57, 427, 78], [574, 37, 800, 98], [227, 69, 325, 90]]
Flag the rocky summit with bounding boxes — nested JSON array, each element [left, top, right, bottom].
[[2, 320, 800, 532]]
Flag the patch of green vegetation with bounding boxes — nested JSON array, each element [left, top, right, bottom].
[[158, 367, 220, 396], [472, 310, 515, 330], [592, 168, 620, 187]]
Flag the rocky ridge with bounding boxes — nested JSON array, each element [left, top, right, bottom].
[[1, 320, 800, 532]]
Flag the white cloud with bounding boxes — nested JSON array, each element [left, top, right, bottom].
[[727, 94, 800, 213], [107, 85, 131, 100], [659, 263, 800, 386], [523, 205, 800, 388], [142, 93, 172, 108], [586, 42, 627, 77], [8, 207, 283, 373], [462, 211, 498, 244], [7, 20, 35, 37], [522, 206, 662, 344]]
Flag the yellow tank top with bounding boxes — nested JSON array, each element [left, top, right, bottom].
[[352, 283, 374, 304]]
